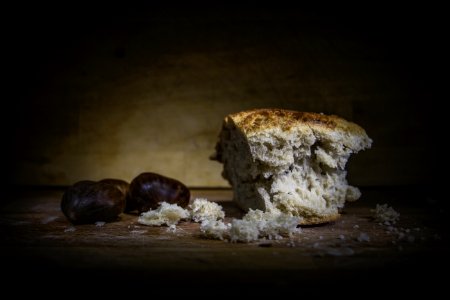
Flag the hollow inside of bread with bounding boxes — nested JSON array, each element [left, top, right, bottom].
[[212, 109, 372, 225]]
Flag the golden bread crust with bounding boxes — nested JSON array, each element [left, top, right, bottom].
[[227, 108, 368, 138]]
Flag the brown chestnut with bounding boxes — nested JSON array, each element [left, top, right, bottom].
[[61, 180, 126, 224], [126, 172, 190, 213], [99, 178, 129, 198]]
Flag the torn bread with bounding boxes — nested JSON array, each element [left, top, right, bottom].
[[212, 108, 372, 225]]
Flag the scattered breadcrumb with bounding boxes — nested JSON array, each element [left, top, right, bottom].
[[229, 219, 260, 243], [64, 226, 76, 232], [166, 224, 177, 233], [189, 198, 225, 222], [229, 209, 301, 243], [357, 232, 370, 242], [339, 234, 346, 240], [137, 199, 303, 243], [372, 203, 400, 225], [200, 220, 231, 240], [95, 221, 106, 227], [353, 224, 359, 229], [199, 208, 301, 243], [138, 202, 190, 226]]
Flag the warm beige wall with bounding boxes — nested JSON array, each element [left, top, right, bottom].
[[9, 11, 436, 187]]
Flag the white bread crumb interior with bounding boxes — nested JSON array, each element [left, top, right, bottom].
[[189, 198, 225, 222], [137, 198, 301, 243], [200, 209, 301, 243], [138, 202, 190, 226]]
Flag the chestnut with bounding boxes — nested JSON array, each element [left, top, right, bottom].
[[61, 180, 126, 224], [126, 172, 190, 213], [99, 178, 129, 198]]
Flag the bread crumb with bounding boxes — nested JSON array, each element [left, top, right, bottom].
[[357, 232, 370, 242], [200, 220, 231, 240], [229, 209, 301, 243], [189, 198, 225, 222], [138, 202, 189, 226], [229, 219, 260, 243], [64, 226, 76, 232], [353, 224, 359, 229], [205, 209, 302, 243], [372, 204, 400, 225], [138, 199, 302, 243], [339, 234, 345, 240], [95, 221, 106, 227], [166, 224, 177, 233]]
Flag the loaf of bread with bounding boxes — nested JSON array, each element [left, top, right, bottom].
[[212, 108, 372, 225]]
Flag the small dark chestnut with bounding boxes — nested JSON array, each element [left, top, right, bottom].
[[99, 178, 130, 199], [126, 172, 190, 213], [61, 180, 126, 224]]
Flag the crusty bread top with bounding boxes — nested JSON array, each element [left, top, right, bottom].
[[226, 108, 369, 138]]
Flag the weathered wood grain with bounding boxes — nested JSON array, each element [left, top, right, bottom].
[[1, 188, 448, 292]]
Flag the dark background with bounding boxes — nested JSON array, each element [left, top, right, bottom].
[[4, 2, 445, 192]]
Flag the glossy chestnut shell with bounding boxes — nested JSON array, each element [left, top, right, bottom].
[[99, 178, 129, 198], [126, 172, 190, 213], [61, 180, 126, 224]]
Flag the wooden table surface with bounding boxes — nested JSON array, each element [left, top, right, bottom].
[[1, 187, 448, 294]]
